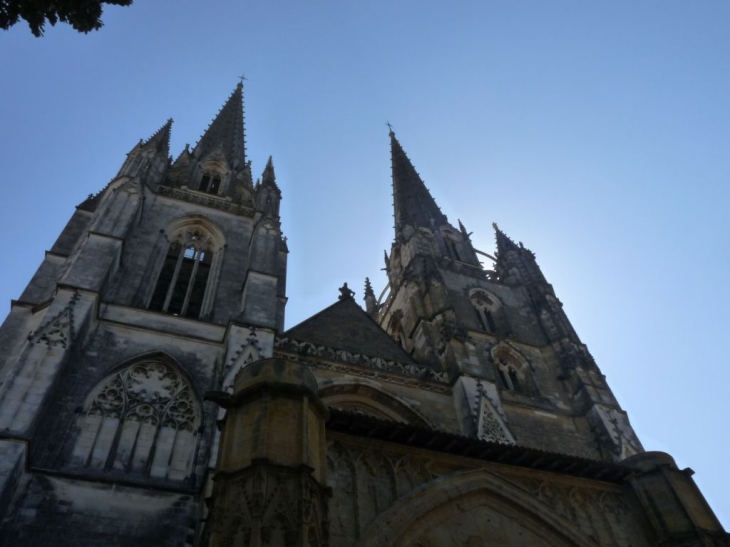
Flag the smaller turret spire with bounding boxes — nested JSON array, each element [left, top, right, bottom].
[[262, 156, 277, 186], [493, 223, 519, 255], [364, 277, 378, 317], [458, 219, 472, 239], [141, 118, 173, 156], [390, 130, 448, 233], [364, 278, 375, 298]]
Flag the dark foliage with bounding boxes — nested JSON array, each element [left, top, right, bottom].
[[0, 0, 133, 37]]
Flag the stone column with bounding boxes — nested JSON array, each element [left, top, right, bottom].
[[204, 358, 330, 547], [623, 451, 728, 546]]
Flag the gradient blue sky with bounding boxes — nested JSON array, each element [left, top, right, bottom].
[[1, 1, 728, 527]]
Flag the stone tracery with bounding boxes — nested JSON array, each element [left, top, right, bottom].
[[70, 357, 200, 481]]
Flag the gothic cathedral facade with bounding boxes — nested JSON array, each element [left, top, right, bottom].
[[0, 85, 726, 546]]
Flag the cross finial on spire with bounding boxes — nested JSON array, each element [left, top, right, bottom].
[[238, 74, 247, 84], [386, 121, 394, 136]]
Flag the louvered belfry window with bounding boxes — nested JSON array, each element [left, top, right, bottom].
[[149, 229, 213, 319]]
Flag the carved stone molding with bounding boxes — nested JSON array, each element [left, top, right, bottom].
[[28, 292, 79, 349], [205, 463, 330, 547], [501, 474, 645, 546], [274, 337, 450, 386]]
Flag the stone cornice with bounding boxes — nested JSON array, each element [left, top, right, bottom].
[[274, 336, 451, 392], [157, 185, 255, 217]]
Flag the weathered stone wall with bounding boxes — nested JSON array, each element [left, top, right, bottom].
[[29, 317, 223, 488], [102, 190, 256, 325], [325, 433, 654, 547], [0, 474, 196, 547]]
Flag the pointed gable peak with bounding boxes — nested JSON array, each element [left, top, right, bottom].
[[141, 118, 173, 155], [390, 129, 447, 233], [171, 143, 192, 168], [283, 293, 416, 365], [192, 82, 246, 168]]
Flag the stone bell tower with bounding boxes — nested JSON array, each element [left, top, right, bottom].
[[379, 129, 642, 462], [0, 83, 289, 546]]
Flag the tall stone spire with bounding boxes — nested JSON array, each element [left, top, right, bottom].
[[390, 129, 447, 233], [141, 118, 173, 156], [192, 82, 246, 168]]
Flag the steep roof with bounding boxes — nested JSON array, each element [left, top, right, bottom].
[[283, 296, 416, 364]]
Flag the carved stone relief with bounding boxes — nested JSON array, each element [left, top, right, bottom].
[[275, 338, 448, 385], [328, 437, 649, 547], [0, 294, 79, 432], [326, 440, 437, 545], [205, 465, 329, 547], [503, 475, 649, 546]]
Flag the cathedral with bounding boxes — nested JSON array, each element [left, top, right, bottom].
[[0, 83, 726, 547]]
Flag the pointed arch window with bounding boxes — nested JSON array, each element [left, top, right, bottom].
[[470, 289, 499, 334], [492, 347, 536, 396], [497, 360, 523, 392], [149, 228, 218, 319], [441, 228, 463, 261], [69, 358, 201, 481]]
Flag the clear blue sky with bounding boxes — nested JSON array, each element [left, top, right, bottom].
[[1, 0, 728, 527]]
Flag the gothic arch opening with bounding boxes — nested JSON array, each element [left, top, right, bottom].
[[319, 383, 431, 427], [148, 215, 226, 320], [69, 353, 202, 481], [469, 288, 500, 334], [197, 159, 230, 195], [359, 469, 599, 547], [491, 344, 537, 396]]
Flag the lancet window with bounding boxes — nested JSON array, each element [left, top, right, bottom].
[[497, 359, 524, 392], [441, 228, 463, 261], [149, 226, 219, 319], [492, 347, 535, 396], [69, 357, 201, 481], [470, 289, 499, 334]]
